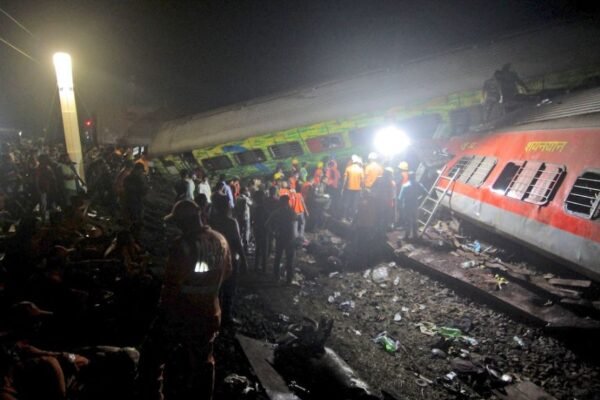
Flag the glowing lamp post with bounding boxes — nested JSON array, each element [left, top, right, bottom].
[[53, 52, 85, 182]]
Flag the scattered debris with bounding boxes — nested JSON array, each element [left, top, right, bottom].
[[371, 266, 390, 283], [373, 331, 399, 353]]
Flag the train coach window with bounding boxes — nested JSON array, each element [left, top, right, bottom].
[[268, 141, 303, 159], [180, 152, 200, 167], [447, 156, 473, 179], [565, 171, 600, 219], [493, 160, 564, 205], [202, 155, 233, 170], [447, 155, 497, 187], [234, 149, 267, 165], [306, 134, 345, 153]]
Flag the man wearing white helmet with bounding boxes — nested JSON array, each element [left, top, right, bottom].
[[364, 152, 383, 190], [341, 155, 364, 221]]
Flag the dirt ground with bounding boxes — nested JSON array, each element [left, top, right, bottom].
[[224, 231, 600, 400]]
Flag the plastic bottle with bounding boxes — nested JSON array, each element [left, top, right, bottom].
[[438, 326, 462, 338], [461, 260, 478, 268]]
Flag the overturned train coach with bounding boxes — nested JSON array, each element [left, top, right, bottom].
[[147, 22, 600, 179], [434, 88, 600, 281]]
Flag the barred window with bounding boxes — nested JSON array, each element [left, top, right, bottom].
[[494, 160, 564, 205], [447, 155, 497, 187], [565, 171, 600, 219], [268, 141, 303, 159]]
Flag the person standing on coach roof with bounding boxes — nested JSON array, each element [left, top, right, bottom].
[[140, 200, 231, 400]]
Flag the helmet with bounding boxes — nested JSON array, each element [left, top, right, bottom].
[[368, 152, 378, 161], [351, 154, 361, 164], [292, 158, 299, 165], [164, 200, 200, 222], [317, 161, 324, 168], [398, 161, 409, 171]]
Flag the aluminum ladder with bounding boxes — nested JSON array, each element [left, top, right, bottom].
[[417, 168, 459, 237]]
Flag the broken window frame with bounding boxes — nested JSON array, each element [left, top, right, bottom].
[[306, 134, 345, 153], [233, 149, 267, 165], [493, 160, 565, 206], [564, 169, 600, 220], [446, 155, 497, 187], [268, 141, 304, 159], [201, 155, 233, 171]]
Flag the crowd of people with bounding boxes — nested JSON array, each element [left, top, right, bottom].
[[0, 136, 428, 399]]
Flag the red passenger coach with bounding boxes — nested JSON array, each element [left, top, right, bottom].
[[434, 89, 600, 281]]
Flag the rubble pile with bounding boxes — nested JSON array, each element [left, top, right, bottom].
[[233, 230, 600, 400]]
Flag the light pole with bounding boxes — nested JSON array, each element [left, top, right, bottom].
[[53, 52, 85, 182]]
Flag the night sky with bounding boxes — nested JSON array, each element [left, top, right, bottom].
[[1, 0, 598, 135]]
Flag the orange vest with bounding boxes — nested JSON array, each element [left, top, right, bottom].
[[344, 164, 364, 191], [365, 162, 383, 188], [291, 192, 305, 214]]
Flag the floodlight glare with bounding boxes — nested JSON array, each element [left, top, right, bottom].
[[53, 52, 74, 90], [374, 126, 411, 156]]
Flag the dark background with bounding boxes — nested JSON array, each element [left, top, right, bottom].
[[1, 0, 598, 136]]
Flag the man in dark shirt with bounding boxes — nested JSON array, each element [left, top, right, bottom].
[[123, 163, 148, 227], [208, 193, 247, 325], [266, 195, 297, 284]]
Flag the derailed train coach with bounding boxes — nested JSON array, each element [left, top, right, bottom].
[[434, 88, 600, 281], [148, 22, 600, 178]]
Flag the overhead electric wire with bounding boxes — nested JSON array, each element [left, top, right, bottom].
[[0, 36, 39, 64], [0, 6, 38, 40]]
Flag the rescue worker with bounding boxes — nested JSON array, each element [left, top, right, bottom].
[[290, 158, 300, 176], [398, 168, 427, 240], [141, 200, 231, 399], [341, 155, 364, 221], [290, 187, 309, 240], [209, 193, 248, 324], [396, 161, 410, 228], [364, 152, 383, 190], [313, 161, 324, 185], [278, 181, 291, 198], [371, 167, 396, 232], [484, 63, 530, 119], [273, 164, 285, 182], [266, 195, 297, 284], [299, 161, 309, 183], [325, 159, 341, 217]]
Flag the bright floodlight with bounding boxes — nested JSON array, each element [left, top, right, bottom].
[[374, 126, 411, 156], [53, 52, 74, 90]]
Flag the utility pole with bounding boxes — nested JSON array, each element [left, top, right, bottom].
[[53, 52, 85, 182]]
